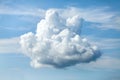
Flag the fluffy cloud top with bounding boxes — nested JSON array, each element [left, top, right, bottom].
[[20, 8, 101, 68]]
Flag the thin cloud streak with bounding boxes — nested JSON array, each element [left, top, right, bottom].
[[84, 35, 120, 50], [0, 37, 21, 54], [89, 37, 120, 50], [77, 56, 120, 70], [0, 26, 32, 31], [0, 5, 120, 30], [0, 5, 45, 17]]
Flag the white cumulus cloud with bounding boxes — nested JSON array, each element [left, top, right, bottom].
[[20, 8, 101, 68]]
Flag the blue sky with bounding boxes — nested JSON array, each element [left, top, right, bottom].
[[0, 0, 120, 80]]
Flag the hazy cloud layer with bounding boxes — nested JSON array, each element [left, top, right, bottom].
[[1, 5, 119, 30], [84, 36, 120, 50], [0, 37, 20, 53], [20, 8, 101, 68], [0, 4, 45, 17], [77, 56, 120, 70]]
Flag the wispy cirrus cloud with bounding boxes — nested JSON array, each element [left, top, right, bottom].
[[86, 37, 120, 50], [0, 26, 32, 31], [96, 38, 120, 50], [0, 37, 21, 54], [0, 5, 45, 17], [92, 16, 120, 30], [0, 5, 120, 30], [77, 56, 120, 70]]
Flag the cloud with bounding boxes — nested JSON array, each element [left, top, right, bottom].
[[62, 7, 114, 23], [0, 26, 31, 31], [77, 56, 120, 70], [92, 16, 120, 30], [20, 8, 101, 68], [0, 4, 45, 17], [0, 5, 119, 30], [0, 37, 21, 54], [85, 36, 120, 50], [59, 7, 120, 30], [97, 38, 120, 50]]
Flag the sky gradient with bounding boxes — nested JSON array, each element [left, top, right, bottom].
[[0, 0, 120, 80]]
